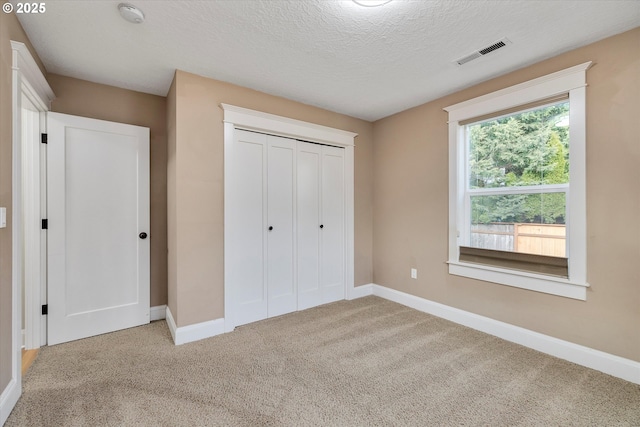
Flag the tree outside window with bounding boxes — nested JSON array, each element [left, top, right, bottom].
[[466, 101, 569, 256]]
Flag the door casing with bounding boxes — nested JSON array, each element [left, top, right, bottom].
[[2, 41, 54, 426], [21, 92, 48, 351]]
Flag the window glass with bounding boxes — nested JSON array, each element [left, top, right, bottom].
[[465, 101, 569, 258], [470, 194, 566, 257], [470, 193, 566, 225], [468, 102, 569, 189]]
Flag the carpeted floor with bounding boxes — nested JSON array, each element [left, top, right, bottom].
[[6, 296, 640, 426]]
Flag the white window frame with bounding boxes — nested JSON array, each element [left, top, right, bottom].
[[444, 62, 592, 300]]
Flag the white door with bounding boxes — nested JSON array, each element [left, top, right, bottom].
[[266, 136, 296, 317], [297, 142, 322, 310], [228, 130, 297, 326], [320, 145, 345, 304], [227, 129, 268, 326], [297, 142, 345, 308], [47, 112, 150, 345]]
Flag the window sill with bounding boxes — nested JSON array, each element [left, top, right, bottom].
[[447, 261, 588, 300]]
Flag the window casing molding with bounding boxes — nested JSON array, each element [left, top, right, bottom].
[[444, 62, 592, 300]]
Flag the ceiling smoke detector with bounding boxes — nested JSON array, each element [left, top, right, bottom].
[[118, 3, 145, 24]]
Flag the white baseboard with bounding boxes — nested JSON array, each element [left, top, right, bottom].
[[165, 306, 178, 343], [369, 284, 640, 385], [347, 283, 374, 300], [0, 378, 20, 426], [21, 329, 25, 349], [165, 306, 226, 346], [150, 305, 166, 322]]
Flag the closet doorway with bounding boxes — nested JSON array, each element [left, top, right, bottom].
[[222, 104, 357, 331]]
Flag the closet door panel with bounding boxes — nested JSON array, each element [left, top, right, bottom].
[[228, 130, 268, 326], [321, 146, 345, 303], [296, 142, 321, 310], [267, 136, 297, 317]]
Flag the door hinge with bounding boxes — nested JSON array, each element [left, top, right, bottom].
[[41, 133, 48, 144], [41, 219, 48, 229], [41, 304, 48, 315]]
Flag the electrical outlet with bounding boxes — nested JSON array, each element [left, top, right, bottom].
[[411, 268, 417, 279]]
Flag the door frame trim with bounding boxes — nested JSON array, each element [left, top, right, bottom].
[[20, 94, 48, 351], [221, 104, 357, 332], [12, 42, 53, 351], [2, 41, 53, 425]]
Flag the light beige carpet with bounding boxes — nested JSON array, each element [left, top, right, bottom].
[[7, 296, 640, 426]]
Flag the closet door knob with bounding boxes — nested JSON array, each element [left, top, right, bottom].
[[319, 224, 324, 229], [268, 226, 273, 231]]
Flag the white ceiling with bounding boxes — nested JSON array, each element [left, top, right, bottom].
[[17, 0, 640, 121]]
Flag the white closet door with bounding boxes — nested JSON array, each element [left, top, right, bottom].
[[297, 142, 345, 308], [267, 136, 296, 317], [297, 142, 322, 310], [228, 131, 347, 327], [227, 130, 268, 327], [321, 146, 346, 303]]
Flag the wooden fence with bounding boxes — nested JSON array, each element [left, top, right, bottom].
[[471, 223, 566, 257]]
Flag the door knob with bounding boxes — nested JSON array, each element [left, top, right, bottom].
[[139, 232, 148, 239], [268, 226, 273, 231], [320, 224, 324, 229]]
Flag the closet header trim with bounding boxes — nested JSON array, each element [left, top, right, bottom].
[[221, 103, 357, 147]]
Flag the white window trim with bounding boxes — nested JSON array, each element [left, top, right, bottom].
[[444, 62, 592, 300]]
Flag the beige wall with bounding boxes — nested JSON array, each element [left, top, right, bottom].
[[0, 11, 45, 395], [373, 27, 640, 362], [168, 70, 374, 327], [47, 74, 168, 307], [3, 11, 635, 401]]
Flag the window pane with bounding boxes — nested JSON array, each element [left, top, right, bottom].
[[468, 101, 569, 189], [470, 193, 566, 257]]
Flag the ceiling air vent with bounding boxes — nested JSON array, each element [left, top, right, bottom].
[[455, 38, 512, 66]]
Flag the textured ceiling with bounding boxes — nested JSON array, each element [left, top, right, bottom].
[[16, 0, 640, 121]]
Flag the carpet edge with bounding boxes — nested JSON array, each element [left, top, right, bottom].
[[371, 283, 640, 385]]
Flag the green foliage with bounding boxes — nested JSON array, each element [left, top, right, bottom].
[[468, 102, 569, 224]]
